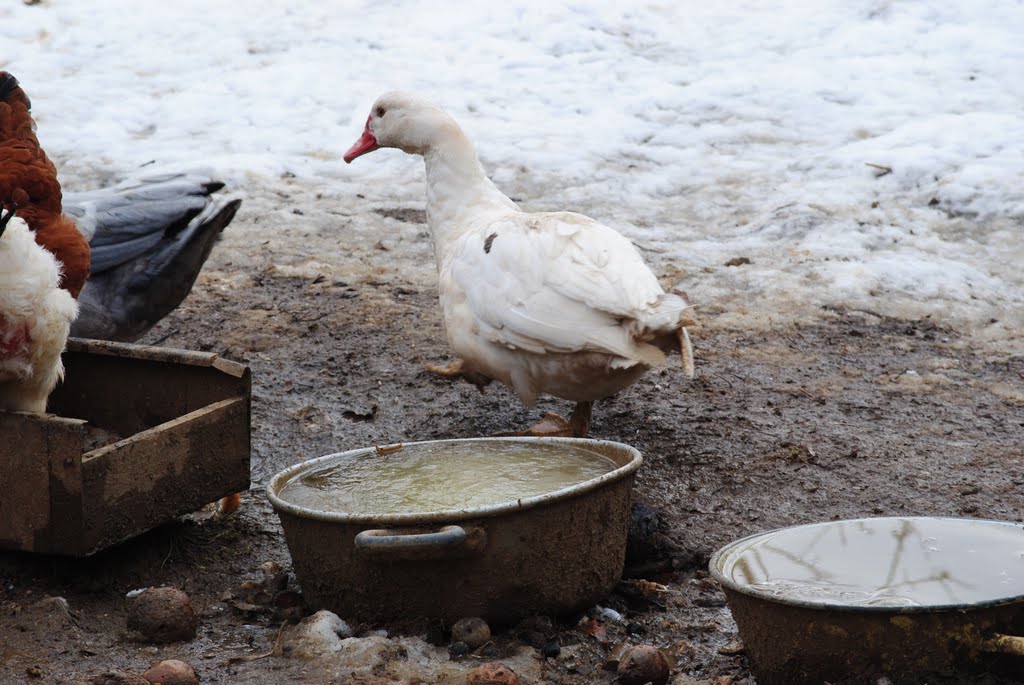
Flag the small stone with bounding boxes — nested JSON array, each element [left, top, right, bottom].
[[616, 644, 671, 685], [448, 641, 470, 660], [26, 596, 76, 633], [260, 560, 283, 574], [126, 588, 199, 643], [25, 666, 42, 678], [451, 617, 491, 649], [141, 659, 198, 685], [479, 644, 499, 658], [717, 639, 745, 655], [626, 622, 643, 636], [540, 641, 560, 659], [465, 662, 519, 685]]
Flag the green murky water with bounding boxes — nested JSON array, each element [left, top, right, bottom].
[[277, 441, 618, 515]]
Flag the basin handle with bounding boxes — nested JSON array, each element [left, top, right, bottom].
[[354, 525, 485, 560]]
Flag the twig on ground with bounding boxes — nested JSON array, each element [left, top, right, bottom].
[[223, 623, 287, 665]]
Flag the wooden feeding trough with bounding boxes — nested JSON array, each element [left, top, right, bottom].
[[0, 338, 251, 556]]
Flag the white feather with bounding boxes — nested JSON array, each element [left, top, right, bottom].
[[0, 217, 78, 412]]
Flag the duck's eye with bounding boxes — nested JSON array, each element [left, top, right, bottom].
[[375, 106, 386, 117]]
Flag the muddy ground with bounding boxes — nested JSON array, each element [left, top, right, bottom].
[[1, 180, 1023, 684]]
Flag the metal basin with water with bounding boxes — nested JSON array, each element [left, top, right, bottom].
[[268, 437, 642, 625], [711, 516, 1024, 684]]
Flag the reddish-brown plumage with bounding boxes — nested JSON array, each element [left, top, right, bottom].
[[0, 72, 90, 298]]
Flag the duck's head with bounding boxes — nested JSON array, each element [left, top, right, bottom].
[[343, 91, 458, 163]]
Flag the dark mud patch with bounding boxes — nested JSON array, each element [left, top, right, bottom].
[[374, 207, 428, 224]]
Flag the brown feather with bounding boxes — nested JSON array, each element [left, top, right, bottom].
[[0, 72, 90, 298]]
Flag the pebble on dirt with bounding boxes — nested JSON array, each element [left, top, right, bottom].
[[125, 587, 199, 643], [451, 616, 491, 649], [448, 641, 470, 660], [616, 644, 671, 685], [465, 662, 519, 685], [141, 659, 199, 685]]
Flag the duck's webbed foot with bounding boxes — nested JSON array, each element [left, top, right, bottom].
[[496, 401, 593, 438], [425, 358, 492, 392]]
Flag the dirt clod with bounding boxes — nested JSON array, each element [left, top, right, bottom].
[[126, 587, 199, 643]]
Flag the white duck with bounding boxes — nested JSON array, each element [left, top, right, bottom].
[[344, 92, 694, 437]]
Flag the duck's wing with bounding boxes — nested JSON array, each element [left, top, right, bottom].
[[448, 212, 670, 364]]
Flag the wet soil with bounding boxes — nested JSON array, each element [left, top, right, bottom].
[[1, 187, 1022, 684]]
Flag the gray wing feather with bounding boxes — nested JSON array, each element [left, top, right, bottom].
[[66, 173, 241, 341]]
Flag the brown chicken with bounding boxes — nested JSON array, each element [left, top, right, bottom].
[[0, 72, 89, 413], [0, 72, 90, 298]]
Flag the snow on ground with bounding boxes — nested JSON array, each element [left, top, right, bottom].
[[2, 0, 1022, 350]]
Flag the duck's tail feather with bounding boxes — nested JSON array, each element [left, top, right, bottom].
[[678, 326, 694, 378]]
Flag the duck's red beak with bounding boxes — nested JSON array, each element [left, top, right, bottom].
[[344, 116, 380, 163]]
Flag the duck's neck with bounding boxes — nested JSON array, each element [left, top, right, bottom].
[[422, 129, 517, 265]]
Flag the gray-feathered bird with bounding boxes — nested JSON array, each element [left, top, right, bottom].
[[65, 172, 241, 342]]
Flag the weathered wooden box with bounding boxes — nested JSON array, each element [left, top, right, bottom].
[[0, 338, 251, 556]]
